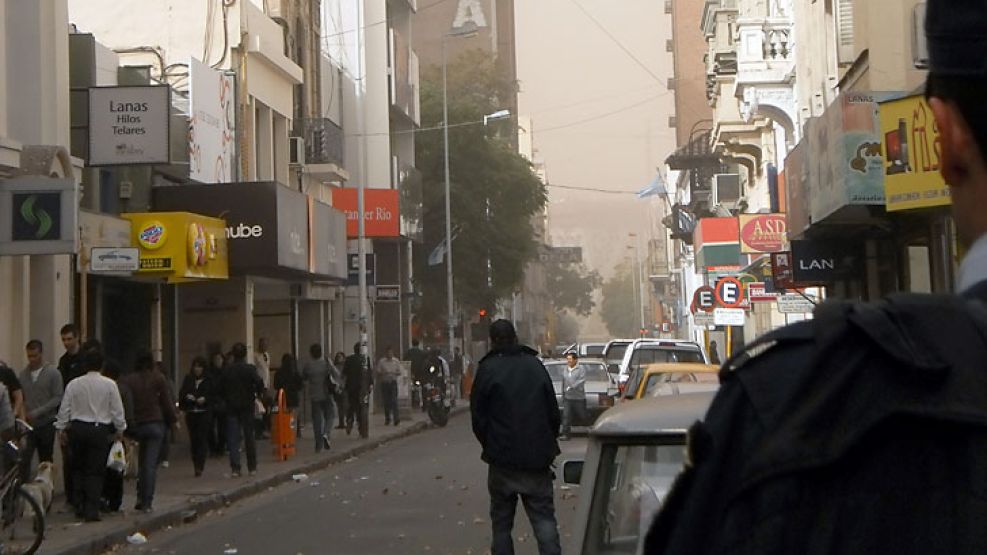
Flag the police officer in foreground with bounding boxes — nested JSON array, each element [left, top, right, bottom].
[[645, 2, 987, 553]]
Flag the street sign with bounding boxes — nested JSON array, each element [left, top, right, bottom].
[[777, 294, 815, 313], [374, 285, 400, 302], [691, 286, 717, 313], [714, 308, 746, 326], [748, 282, 780, 302], [714, 277, 745, 308], [346, 253, 376, 286], [90, 247, 139, 272], [693, 312, 715, 327]]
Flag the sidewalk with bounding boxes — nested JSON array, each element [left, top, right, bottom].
[[42, 406, 468, 555]]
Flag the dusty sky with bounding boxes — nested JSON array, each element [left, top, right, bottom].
[[516, 0, 676, 338]]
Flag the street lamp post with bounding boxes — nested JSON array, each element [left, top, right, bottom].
[[442, 25, 478, 357], [629, 234, 645, 336]]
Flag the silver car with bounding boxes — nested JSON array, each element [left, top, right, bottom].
[[562, 392, 715, 555], [544, 360, 618, 426]]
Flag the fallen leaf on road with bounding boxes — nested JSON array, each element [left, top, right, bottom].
[[473, 517, 486, 525], [434, 475, 443, 480], [382, 488, 389, 495], [360, 476, 370, 481], [461, 485, 469, 491]]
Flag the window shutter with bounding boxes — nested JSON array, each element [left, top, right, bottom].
[[836, 0, 855, 64]]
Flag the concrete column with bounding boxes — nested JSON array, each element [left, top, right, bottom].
[[28, 255, 72, 361]]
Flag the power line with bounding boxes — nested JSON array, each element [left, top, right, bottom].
[[537, 94, 667, 133], [567, 0, 668, 87], [545, 183, 637, 195]]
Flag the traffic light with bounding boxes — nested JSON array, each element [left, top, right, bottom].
[[478, 309, 487, 318]]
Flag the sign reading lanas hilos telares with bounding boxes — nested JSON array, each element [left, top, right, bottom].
[[89, 86, 171, 166]]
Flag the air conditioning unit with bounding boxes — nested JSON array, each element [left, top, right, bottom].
[[912, 3, 929, 69], [712, 173, 742, 210], [289, 137, 305, 167]]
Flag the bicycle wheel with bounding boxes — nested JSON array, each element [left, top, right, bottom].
[[2, 486, 44, 555]]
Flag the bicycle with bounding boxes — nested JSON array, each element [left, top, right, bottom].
[[0, 419, 45, 555]]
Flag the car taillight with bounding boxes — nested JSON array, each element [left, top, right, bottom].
[[618, 383, 625, 394]]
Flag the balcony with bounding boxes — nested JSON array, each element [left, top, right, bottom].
[[296, 118, 347, 181]]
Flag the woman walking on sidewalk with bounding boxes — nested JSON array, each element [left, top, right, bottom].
[[179, 357, 215, 477]]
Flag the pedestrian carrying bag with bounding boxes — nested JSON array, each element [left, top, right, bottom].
[[107, 440, 126, 473]]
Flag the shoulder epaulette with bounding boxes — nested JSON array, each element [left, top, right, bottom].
[[720, 321, 814, 378]]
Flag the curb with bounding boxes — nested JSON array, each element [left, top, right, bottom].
[[51, 406, 468, 555]]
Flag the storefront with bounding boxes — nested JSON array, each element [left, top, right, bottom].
[[120, 211, 230, 379], [878, 94, 957, 293], [152, 182, 348, 373]]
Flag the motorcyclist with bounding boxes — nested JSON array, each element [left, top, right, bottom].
[[423, 349, 450, 408]]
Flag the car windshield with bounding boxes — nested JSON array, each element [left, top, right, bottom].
[[584, 441, 686, 555], [643, 372, 719, 397], [585, 344, 605, 357], [628, 348, 704, 375], [545, 363, 565, 382]]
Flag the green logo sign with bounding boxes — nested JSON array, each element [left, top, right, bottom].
[[12, 193, 61, 241]]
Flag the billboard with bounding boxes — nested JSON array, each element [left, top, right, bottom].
[[738, 213, 788, 254], [879, 94, 951, 211], [88, 86, 171, 165], [808, 93, 887, 223], [332, 188, 401, 238], [189, 58, 236, 183]]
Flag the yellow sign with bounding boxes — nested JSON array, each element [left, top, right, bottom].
[[123, 212, 229, 283], [879, 95, 951, 211]]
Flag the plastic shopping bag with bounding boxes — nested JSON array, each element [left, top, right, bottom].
[[107, 440, 126, 473]]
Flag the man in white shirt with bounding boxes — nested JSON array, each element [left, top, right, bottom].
[[375, 347, 402, 426], [55, 349, 126, 522]]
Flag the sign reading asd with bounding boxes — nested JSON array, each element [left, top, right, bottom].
[[738, 213, 788, 254]]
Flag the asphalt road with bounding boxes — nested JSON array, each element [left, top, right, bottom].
[[113, 416, 589, 555]]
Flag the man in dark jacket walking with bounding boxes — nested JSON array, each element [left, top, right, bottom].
[[471, 320, 561, 555], [222, 343, 264, 477], [342, 342, 373, 439]]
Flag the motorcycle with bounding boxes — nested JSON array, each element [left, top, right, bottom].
[[422, 363, 451, 427]]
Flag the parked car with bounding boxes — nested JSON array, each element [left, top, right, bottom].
[[544, 360, 618, 425], [622, 362, 720, 401], [614, 339, 708, 392], [561, 392, 715, 555]]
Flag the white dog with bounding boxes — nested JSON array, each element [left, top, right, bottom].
[[21, 461, 54, 518]]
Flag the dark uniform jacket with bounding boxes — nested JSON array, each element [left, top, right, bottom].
[[343, 354, 373, 398], [471, 345, 561, 472], [222, 362, 264, 414], [645, 292, 987, 555]]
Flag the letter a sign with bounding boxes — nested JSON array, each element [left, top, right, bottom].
[[714, 277, 745, 309]]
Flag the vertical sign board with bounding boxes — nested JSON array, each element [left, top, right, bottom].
[[88, 86, 171, 166], [879, 94, 951, 211], [189, 58, 236, 183], [0, 177, 78, 255]]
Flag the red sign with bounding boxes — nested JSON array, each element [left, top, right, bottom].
[[332, 188, 401, 238], [714, 277, 745, 309], [691, 286, 717, 313], [739, 213, 789, 254], [747, 282, 780, 302], [771, 252, 794, 289]]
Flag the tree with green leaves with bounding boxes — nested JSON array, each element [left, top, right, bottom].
[[414, 50, 547, 327], [600, 260, 639, 339]]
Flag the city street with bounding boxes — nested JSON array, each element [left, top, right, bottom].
[[112, 416, 588, 555]]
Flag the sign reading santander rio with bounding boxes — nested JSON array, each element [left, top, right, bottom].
[[332, 188, 401, 238]]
